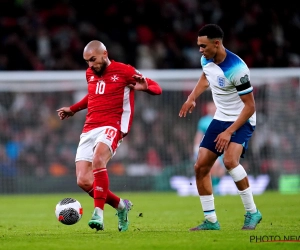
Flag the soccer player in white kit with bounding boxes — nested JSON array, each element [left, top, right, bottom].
[[179, 24, 262, 230]]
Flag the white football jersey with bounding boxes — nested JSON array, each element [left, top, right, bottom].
[[201, 49, 256, 126]]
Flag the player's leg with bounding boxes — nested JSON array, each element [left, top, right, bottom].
[[223, 123, 262, 230], [75, 160, 126, 209], [76, 160, 94, 196], [75, 132, 118, 202], [88, 177, 132, 231], [190, 119, 224, 231], [76, 160, 132, 230], [190, 147, 221, 231], [88, 127, 132, 231], [88, 141, 111, 231], [75, 129, 96, 197], [75, 128, 120, 207], [75, 160, 128, 211], [210, 156, 226, 195], [102, 129, 133, 232]]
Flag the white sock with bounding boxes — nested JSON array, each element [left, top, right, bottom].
[[94, 207, 104, 217], [200, 195, 217, 223], [117, 199, 125, 210], [238, 187, 257, 213]]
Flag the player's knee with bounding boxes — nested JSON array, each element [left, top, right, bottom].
[[194, 162, 210, 176], [77, 175, 92, 190], [222, 157, 239, 170], [92, 156, 107, 169]]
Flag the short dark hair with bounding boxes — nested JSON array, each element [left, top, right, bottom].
[[198, 24, 224, 39]]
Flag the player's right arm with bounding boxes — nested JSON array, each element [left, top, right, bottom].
[[179, 72, 209, 117], [57, 94, 88, 120], [57, 69, 91, 120]]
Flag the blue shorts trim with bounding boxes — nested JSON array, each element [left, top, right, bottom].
[[200, 119, 255, 158]]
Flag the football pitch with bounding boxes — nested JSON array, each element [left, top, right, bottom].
[[0, 191, 299, 250]]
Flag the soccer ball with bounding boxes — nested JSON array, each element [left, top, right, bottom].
[[55, 198, 83, 225]]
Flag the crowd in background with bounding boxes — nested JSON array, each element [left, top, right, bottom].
[[0, 0, 299, 71], [1, 83, 299, 191], [0, 90, 194, 180], [0, 0, 299, 192]]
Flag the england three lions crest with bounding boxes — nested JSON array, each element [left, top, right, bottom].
[[217, 76, 226, 87]]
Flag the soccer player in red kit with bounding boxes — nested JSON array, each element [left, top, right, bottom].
[[57, 40, 162, 232]]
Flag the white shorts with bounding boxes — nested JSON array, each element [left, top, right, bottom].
[[75, 126, 123, 163]]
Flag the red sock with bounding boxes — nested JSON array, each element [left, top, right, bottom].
[[93, 168, 109, 210], [106, 190, 121, 209], [86, 184, 119, 208], [87, 187, 94, 198]]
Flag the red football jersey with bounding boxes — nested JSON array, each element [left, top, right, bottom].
[[73, 60, 161, 134]]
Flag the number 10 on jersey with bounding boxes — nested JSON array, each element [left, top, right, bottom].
[[96, 80, 105, 94]]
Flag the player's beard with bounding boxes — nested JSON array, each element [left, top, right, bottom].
[[92, 59, 108, 76]]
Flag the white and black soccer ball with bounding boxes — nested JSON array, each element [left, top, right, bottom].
[[55, 198, 83, 225]]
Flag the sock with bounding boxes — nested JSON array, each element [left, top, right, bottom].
[[87, 187, 94, 198], [86, 184, 122, 210], [94, 207, 103, 218], [106, 190, 121, 209], [200, 195, 217, 223], [238, 187, 257, 213], [93, 168, 109, 210], [117, 199, 125, 211]]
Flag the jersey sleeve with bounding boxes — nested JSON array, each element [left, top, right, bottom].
[[232, 65, 253, 96], [69, 68, 90, 112], [144, 78, 162, 95], [125, 64, 162, 95], [124, 64, 140, 85], [70, 94, 88, 112], [200, 56, 213, 68]]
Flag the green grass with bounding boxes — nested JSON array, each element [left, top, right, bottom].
[[0, 191, 299, 250]]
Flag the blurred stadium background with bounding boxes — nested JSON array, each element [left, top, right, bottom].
[[0, 0, 299, 195]]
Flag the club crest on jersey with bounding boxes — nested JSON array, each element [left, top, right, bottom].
[[111, 75, 119, 82], [217, 76, 226, 87], [240, 74, 249, 84]]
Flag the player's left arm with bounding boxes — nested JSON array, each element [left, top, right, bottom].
[[214, 68, 255, 152], [131, 75, 162, 95], [214, 92, 255, 152], [225, 92, 255, 134], [125, 65, 162, 95]]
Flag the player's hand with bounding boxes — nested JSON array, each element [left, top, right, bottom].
[[56, 107, 74, 120], [130, 74, 148, 91], [214, 130, 232, 152], [179, 99, 196, 117]]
